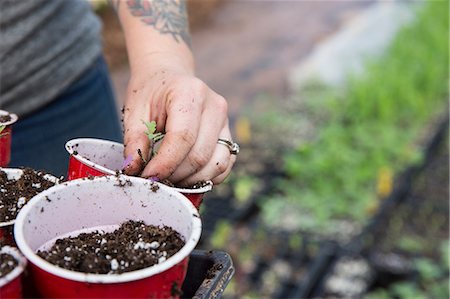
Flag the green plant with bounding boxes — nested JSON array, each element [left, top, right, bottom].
[[415, 257, 443, 282], [365, 240, 450, 299], [233, 175, 259, 205], [397, 235, 426, 253], [143, 120, 164, 144], [0, 125, 9, 137], [261, 1, 449, 234], [210, 220, 232, 249], [390, 282, 426, 299], [140, 120, 165, 161]]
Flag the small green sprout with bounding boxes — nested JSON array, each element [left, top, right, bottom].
[[0, 125, 8, 137], [140, 120, 165, 162], [143, 121, 164, 144]]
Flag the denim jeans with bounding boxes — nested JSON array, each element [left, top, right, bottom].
[[10, 57, 123, 177]]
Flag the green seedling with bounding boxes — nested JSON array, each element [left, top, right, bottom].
[[143, 120, 164, 144], [139, 120, 165, 163], [0, 125, 8, 137]]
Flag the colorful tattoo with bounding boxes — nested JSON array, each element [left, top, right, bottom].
[[126, 0, 191, 47]]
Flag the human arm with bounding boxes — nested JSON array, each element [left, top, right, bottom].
[[110, 0, 235, 186]]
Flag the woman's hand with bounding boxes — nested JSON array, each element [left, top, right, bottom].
[[122, 61, 236, 187]]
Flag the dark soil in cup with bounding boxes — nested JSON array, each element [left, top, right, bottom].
[[189, 180, 210, 189], [0, 114, 12, 124], [37, 220, 185, 274], [160, 178, 209, 190], [0, 252, 18, 278], [0, 168, 57, 222]]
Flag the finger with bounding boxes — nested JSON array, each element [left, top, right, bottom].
[[211, 152, 236, 185], [168, 93, 228, 182], [177, 139, 231, 187], [122, 101, 151, 176], [176, 125, 233, 186], [141, 87, 203, 179]]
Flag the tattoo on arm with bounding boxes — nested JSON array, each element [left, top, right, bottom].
[[126, 0, 191, 47], [108, 0, 120, 11]]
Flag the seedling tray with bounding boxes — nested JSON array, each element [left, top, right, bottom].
[[312, 118, 449, 298], [349, 116, 449, 253], [309, 248, 374, 298], [272, 240, 338, 299], [182, 250, 235, 299]]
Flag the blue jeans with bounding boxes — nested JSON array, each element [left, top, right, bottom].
[[10, 57, 123, 177]]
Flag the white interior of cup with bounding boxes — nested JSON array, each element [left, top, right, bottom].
[[65, 138, 123, 175], [0, 110, 18, 127], [65, 138, 213, 193], [0, 168, 59, 227], [0, 246, 27, 288], [14, 175, 201, 284]]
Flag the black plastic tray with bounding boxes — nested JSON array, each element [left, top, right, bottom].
[[182, 250, 234, 299]]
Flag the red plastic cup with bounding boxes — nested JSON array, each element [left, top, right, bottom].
[[0, 168, 59, 246], [0, 246, 27, 299], [14, 175, 202, 298], [65, 138, 213, 209], [0, 111, 18, 167]]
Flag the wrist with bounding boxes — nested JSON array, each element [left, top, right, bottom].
[[129, 50, 195, 77]]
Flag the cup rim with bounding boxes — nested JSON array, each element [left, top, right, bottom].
[[65, 138, 214, 193], [13, 175, 202, 284], [170, 180, 213, 193], [0, 168, 60, 227], [0, 110, 18, 127], [65, 138, 122, 176], [0, 246, 28, 288]]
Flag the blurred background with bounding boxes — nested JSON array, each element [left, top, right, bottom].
[[93, 1, 449, 298]]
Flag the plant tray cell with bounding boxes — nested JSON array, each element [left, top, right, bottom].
[[182, 250, 235, 298]]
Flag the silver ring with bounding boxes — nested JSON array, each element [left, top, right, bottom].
[[217, 138, 240, 155]]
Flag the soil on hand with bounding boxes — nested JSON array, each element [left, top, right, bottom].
[[37, 220, 185, 274], [0, 252, 18, 278], [0, 168, 56, 222], [0, 114, 12, 124]]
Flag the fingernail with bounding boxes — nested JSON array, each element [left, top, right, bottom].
[[148, 176, 160, 182], [122, 154, 133, 169]]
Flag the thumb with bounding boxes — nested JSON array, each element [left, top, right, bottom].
[[123, 108, 151, 176]]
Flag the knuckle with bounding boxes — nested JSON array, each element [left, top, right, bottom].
[[215, 95, 228, 115], [188, 151, 209, 171], [191, 78, 208, 93], [177, 129, 196, 148], [165, 165, 177, 177]]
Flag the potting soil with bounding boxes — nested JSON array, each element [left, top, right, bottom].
[[0, 168, 56, 222], [37, 220, 185, 274], [0, 115, 12, 124], [0, 252, 18, 278]]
